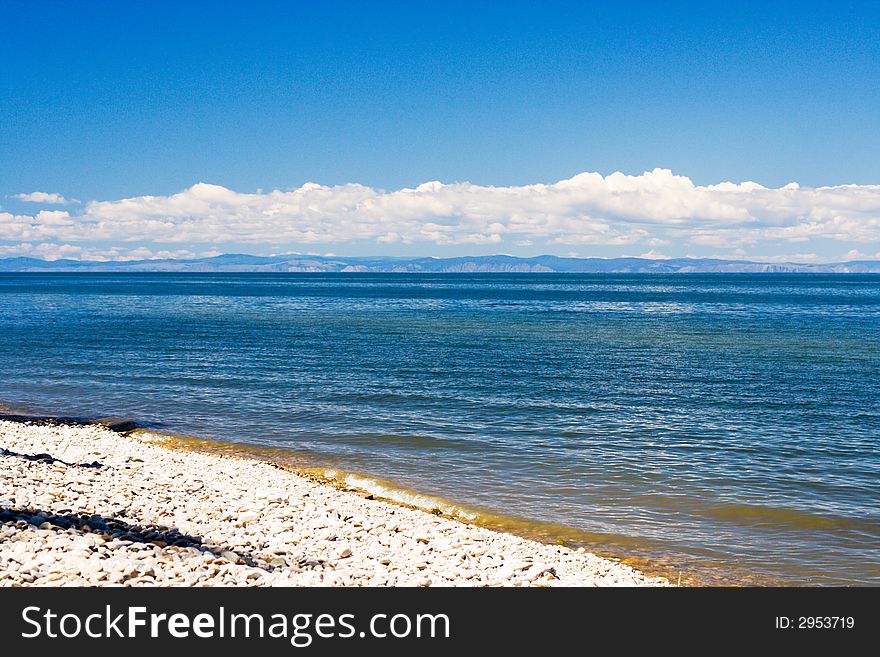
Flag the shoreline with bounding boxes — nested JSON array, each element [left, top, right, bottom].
[[0, 418, 669, 587], [148, 433, 696, 584]]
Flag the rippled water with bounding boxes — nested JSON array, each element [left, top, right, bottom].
[[1, 273, 878, 585]]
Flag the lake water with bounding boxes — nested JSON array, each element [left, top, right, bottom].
[[1, 273, 878, 585]]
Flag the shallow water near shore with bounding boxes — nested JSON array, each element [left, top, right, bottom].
[[1, 272, 879, 585]]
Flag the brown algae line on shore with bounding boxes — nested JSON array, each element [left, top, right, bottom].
[[2, 410, 702, 584]]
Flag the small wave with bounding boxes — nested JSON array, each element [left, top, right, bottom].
[[314, 468, 478, 521]]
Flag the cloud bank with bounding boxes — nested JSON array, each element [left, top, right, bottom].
[[3, 169, 880, 261]]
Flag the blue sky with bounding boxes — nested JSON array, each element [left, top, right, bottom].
[[2, 1, 880, 261]]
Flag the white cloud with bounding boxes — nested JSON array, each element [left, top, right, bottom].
[[0, 242, 216, 262], [12, 192, 76, 205], [638, 250, 672, 259], [1, 169, 879, 258], [0, 242, 86, 260], [842, 249, 880, 260]]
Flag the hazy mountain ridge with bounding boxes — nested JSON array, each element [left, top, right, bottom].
[[1, 254, 879, 273]]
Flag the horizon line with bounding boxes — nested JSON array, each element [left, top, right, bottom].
[[3, 252, 880, 266]]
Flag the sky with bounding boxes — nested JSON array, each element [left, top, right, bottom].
[[2, 0, 880, 262]]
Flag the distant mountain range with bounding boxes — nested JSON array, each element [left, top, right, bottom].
[[1, 254, 879, 273]]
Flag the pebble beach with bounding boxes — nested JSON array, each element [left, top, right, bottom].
[[0, 419, 668, 587]]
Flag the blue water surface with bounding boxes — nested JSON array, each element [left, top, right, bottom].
[[1, 273, 878, 584]]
